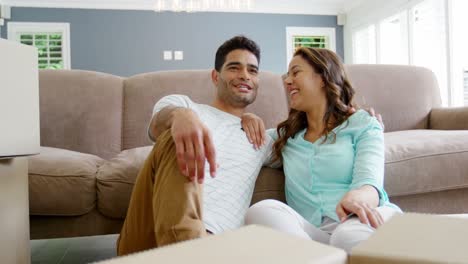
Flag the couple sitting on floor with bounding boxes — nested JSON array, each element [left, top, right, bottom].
[[116, 35, 402, 256]]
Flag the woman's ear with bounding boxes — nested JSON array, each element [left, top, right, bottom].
[[319, 76, 326, 89]]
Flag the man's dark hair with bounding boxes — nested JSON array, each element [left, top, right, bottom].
[[214, 36, 261, 72]]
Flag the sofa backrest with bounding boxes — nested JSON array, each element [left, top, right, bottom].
[[38, 64, 441, 157], [346, 64, 441, 132], [122, 70, 288, 150], [39, 70, 124, 159]]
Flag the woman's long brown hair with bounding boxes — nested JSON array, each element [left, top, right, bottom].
[[272, 47, 356, 163]]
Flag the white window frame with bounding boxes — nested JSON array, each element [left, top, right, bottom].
[[351, 23, 377, 64], [286, 27, 336, 67], [464, 68, 468, 105], [7, 22, 71, 69]]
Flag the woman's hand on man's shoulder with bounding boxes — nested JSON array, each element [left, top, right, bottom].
[[241, 113, 266, 150]]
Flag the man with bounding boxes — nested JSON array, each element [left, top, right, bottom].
[[117, 36, 273, 255]]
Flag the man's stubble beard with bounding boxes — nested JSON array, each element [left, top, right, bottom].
[[217, 77, 257, 108]]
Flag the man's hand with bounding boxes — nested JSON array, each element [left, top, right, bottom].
[[171, 108, 217, 183], [335, 185, 384, 228], [241, 113, 266, 150]]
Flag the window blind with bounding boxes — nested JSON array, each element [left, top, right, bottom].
[[293, 36, 327, 50], [18, 32, 64, 69]]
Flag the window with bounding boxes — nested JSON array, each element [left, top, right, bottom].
[[450, 0, 468, 106], [379, 12, 409, 65], [286, 27, 336, 66], [410, 0, 448, 105], [352, 25, 376, 64], [8, 22, 70, 70], [349, 0, 450, 105]]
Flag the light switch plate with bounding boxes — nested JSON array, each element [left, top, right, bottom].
[[163, 50, 172, 60], [174, 51, 183, 60]]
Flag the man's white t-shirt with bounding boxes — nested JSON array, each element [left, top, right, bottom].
[[150, 94, 273, 234]]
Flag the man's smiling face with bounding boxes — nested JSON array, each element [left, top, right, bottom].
[[213, 49, 259, 108]]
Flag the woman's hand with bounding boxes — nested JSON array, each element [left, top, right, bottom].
[[364, 107, 385, 131], [336, 185, 384, 228], [241, 113, 266, 150]]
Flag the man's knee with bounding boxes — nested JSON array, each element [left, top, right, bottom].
[[153, 129, 177, 155], [148, 129, 181, 174]]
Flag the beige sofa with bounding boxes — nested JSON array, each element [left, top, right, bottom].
[[30, 65, 468, 239]]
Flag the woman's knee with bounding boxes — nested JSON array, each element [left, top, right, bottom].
[[329, 206, 401, 252], [245, 199, 285, 225], [329, 220, 374, 253], [250, 199, 285, 210], [245, 199, 312, 240]]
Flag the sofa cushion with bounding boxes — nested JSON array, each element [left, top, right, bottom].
[[252, 167, 285, 204], [384, 130, 468, 197], [97, 146, 152, 219], [29, 147, 104, 216]]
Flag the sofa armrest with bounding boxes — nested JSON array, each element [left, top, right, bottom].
[[429, 107, 468, 130]]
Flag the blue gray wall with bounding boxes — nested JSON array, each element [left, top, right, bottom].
[[1, 7, 343, 76]]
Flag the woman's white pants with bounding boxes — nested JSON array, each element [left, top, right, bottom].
[[245, 199, 401, 253]]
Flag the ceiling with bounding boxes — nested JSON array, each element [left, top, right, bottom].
[[1, 0, 367, 15]]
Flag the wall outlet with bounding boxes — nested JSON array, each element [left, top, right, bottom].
[[163, 50, 172, 60], [174, 51, 183, 60]]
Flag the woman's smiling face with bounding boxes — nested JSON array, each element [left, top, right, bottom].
[[283, 55, 326, 112]]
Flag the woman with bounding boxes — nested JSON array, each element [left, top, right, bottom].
[[242, 47, 401, 252]]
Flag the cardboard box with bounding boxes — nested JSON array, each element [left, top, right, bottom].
[[0, 39, 40, 157], [350, 213, 468, 264], [96, 225, 347, 264]]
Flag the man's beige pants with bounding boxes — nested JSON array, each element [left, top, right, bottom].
[[117, 130, 207, 256]]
